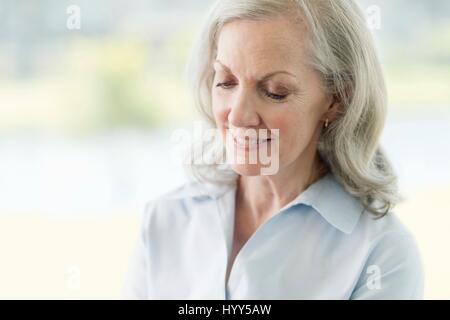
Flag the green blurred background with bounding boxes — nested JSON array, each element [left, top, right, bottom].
[[0, 0, 449, 299], [0, 0, 449, 135]]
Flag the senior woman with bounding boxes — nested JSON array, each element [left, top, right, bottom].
[[124, 0, 424, 300]]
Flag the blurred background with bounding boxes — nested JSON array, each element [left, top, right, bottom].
[[0, 0, 449, 299]]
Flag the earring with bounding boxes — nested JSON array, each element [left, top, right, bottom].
[[324, 119, 329, 129]]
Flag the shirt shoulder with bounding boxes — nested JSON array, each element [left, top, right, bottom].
[[350, 210, 424, 299], [356, 208, 418, 243], [153, 180, 233, 202], [140, 180, 234, 228]]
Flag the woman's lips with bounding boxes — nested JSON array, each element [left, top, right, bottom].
[[233, 137, 272, 150]]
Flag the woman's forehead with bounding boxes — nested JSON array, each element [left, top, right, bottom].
[[217, 19, 306, 60], [218, 18, 306, 48], [216, 21, 307, 78]]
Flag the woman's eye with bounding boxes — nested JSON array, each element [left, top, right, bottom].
[[215, 82, 288, 101], [264, 90, 288, 101], [216, 82, 235, 89]]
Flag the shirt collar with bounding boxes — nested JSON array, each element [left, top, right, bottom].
[[280, 172, 365, 234], [188, 171, 364, 234]]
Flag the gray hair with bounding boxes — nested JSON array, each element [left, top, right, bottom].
[[185, 0, 402, 217]]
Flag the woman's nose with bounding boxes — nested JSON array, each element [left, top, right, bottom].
[[227, 89, 260, 128]]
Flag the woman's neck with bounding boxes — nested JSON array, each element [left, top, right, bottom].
[[237, 153, 329, 220]]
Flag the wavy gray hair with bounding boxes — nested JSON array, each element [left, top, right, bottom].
[[185, 0, 402, 217]]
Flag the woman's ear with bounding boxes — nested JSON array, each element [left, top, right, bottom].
[[323, 95, 345, 122]]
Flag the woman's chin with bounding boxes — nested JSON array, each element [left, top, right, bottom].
[[231, 164, 272, 176]]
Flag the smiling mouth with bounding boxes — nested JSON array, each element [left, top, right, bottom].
[[233, 136, 272, 150]]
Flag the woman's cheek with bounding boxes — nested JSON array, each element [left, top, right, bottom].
[[267, 113, 290, 141], [215, 105, 229, 128], [270, 111, 305, 157], [212, 94, 227, 122]]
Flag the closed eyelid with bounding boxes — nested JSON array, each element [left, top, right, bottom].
[[214, 76, 295, 92]]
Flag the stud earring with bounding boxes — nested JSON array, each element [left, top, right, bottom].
[[324, 119, 329, 129]]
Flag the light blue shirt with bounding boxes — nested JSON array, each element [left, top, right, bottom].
[[123, 172, 424, 299]]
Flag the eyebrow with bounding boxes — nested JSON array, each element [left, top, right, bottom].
[[213, 60, 297, 81]]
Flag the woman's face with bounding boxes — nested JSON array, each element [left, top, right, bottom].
[[212, 17, 334, 176]]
